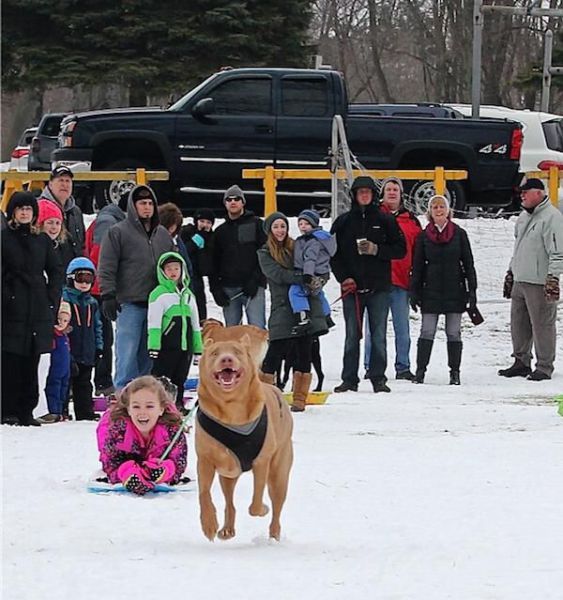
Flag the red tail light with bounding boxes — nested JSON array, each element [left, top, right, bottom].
[[11, 148, 30, 159], [509, 128, 523, 161]]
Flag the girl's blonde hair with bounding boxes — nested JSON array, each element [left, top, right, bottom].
[[110, 375, 181, 426], [267, 231, 294, 268], [39, 220, 68, 243]]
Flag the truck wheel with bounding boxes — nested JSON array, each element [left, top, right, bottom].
[[405, 180, 466, 216], [94, 159, 149, 210]]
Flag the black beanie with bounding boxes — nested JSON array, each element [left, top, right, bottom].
[[194, 208, 215, 226], [6, 191, 38, 222], [263, 211, 289, 234]]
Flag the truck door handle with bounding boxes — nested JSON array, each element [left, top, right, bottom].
[[255, 124, 273, 134]]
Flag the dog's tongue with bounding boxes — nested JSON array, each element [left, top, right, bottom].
[[219, 369, 236, 384]]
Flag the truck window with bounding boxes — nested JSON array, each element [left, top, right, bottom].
[[281, 78, 329, 117], [209, 78, 272, 115], [543, 119, 563, 153], [42, 116, 64, 137]]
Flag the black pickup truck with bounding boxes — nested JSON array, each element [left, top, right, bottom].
[[53, 68, 523, 215]]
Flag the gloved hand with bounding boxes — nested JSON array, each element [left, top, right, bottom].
[[545, 274, 560, 303], [304, 274, 323, 295], [143, 458, 176, 484], [341, 278, 357, 295], [243, 280, 259, 298], [192, 233, 205, 249], [503, 271, 513, 299], [149, 350, 160, 360], [409, 296, 420, 312], [211, 287, 230, 307], [117, 460, 155, 495], [467, 290, 477, 310], [101, 295, 121, 321], [358, 240, 378, 255]]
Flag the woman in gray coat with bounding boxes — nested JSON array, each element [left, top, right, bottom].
[[257, 212, 328, 412]]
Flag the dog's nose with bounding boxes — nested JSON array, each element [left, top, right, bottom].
[[219, 354, 235, 368]]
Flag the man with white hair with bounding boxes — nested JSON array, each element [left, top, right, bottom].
[[499, 178, 563, 381]]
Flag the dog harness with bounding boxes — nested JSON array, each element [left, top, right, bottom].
[[197, 406, 268, 472]]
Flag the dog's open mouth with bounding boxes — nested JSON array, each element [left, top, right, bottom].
[[214, 367, 243, 389]]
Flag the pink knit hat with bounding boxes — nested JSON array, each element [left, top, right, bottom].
[[37, 200, 63, 225]]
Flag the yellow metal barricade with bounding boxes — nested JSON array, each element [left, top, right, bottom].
[[243, 166, 468, 216]]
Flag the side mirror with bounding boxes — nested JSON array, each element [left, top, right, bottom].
[[192, 98, 216, 120]]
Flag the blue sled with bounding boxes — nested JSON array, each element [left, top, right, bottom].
[[87, 479, 195, 495]]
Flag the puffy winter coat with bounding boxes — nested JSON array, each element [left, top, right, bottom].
[[98, 414, 187, 484], [2, 224, 64, 356], [293, 228, 337, 276], [380, 204, 422, 290], [509, 197, 563, 284], [330, 202, 406, 291], [212, 210, 267, 289], [98, 185, 175, 304], [257, 246, 328, 342], [181, 223, 215, 279], [147, 252, 203, 353], [62, 286, 103, 366], [39, 186, 85, 258], [410, 223, 477, 314]]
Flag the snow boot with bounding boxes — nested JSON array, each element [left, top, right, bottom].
[[447, 341, 462, 385], [259, 371, 276, 385], [291, 371, 312, 412], [413, 339, 433, 384], [498, 359, 532, 378]]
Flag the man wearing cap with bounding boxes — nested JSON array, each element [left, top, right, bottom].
[[499, 178, 563, 381], [39, 165, 85, 258], [210, 185, 267, 327], [330, 176, 406, 393], [98, 184, 174, 390]]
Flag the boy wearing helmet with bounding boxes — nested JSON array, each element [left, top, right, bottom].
[[62, 257, 103, 420]]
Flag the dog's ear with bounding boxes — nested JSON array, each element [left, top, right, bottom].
[[204, 337, 215, 348], [240, 333, 251, 348]]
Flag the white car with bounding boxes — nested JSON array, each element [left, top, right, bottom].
[[9, 127, 38, 172], [446, 105, 563, 203]]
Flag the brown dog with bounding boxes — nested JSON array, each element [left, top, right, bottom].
[[196, 328, 293, 541]]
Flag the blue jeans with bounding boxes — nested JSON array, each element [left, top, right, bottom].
[[342, 290, 389, 385], [365, 286, 411, 373], [222, 286, 266, 329], [114, 303, 152, 390], [288, 284, 330, 316]]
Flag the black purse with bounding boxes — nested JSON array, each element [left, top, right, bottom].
[[467, 306, 484, 326]]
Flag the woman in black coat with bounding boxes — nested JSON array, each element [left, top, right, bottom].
[[2, 192, 64, 425], [409, 195, 477, 385], [257, 212, 328, 412]]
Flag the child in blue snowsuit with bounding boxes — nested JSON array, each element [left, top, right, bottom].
[[39, 301, 72, 423], [63, 257, 103, 421], [289, 209, 337, 333]]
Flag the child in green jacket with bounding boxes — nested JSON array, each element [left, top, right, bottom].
[[148, 252, 203, 410]]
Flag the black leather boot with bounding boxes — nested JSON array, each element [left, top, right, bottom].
[[412, 339, 433, 384], [447, 341, 462, 385]]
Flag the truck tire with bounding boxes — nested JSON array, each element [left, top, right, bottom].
[[94, 158, 150, 210], [404, 180, 466, 216]]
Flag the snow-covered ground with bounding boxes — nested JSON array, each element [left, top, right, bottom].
[[3, 217, 563, 600]]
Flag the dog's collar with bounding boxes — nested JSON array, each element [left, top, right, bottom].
[[197, 406, 268, 472]]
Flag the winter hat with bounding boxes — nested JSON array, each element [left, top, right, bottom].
[[50, 165, 74, 180], [194, 208, 215, 225], [37, 200, 63, 225], [426, 195, 451, 219], [6, 191, 39, 222], [520, 178, 545, 191], [223, 184, 246, 205], [131, 185, 155, 204], [161, 253, 183, 269], [58, 300, 72, 317], [66, 256, 96, 276], [263, 211, 289, 234], [297, 209, 320, 228], [379, 176, 404, 196], [350, 176, 377, 203]]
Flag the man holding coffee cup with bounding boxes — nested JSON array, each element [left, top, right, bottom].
[[330, 176, 406, 393]]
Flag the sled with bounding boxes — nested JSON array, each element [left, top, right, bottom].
[[87, 476, 196, 495], [283, 391, 330, 406]]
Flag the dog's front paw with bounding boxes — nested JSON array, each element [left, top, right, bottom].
[[200, 510, 219, 541], [269, 522, 281, 541], [218, 525, 236, 540], [249, 502, 269, 517]]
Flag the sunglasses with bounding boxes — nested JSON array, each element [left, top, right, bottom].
[[225, 197, 243, 203], [69, 271, 95, 284]]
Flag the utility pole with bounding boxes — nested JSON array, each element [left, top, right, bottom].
[[472, 2, 563, 117]]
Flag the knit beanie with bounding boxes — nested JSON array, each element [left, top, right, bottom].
[[223, 185, 246, 205], [297, 208, 320, 228], [263, 211, 289, 234], [6, 191, 38, 222], [58, 300, 72, 317], [194, 208, 215, 226], [37, 200, 63, 225], [131, 185, 155, 204], [427, 195, 451, 219], [380, 176, 404, 196]]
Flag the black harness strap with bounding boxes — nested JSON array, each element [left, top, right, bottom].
[[197, 406, 268, 472]]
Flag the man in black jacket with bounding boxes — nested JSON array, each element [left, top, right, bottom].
[[331, 176, 406, 393], [210, 185, 267, 328]]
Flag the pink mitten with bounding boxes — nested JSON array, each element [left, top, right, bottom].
[[117, 460, 155, 495], [143, 458, 176, 484]]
